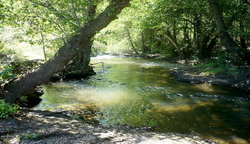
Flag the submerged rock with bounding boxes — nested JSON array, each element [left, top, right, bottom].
[[171, 68, 250, 92]]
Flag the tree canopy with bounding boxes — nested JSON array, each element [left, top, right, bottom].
[[0, 0, 249, 103]]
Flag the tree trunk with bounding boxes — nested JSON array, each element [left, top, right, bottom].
[[64, 0, 97, 79], [200, 35, 218, 59], [240, 21, 247, 49], [40, 32, 47, 61], [126, 27, 139, 55], [194, 13, 202, 50], [77, 0, 97, 66], [183, 21, 191, 47], [239, 21, 250, 65], [208, 0, 243, 62], [165, 30, 184, 60], [141, 31, 146, 55], [141, 30, 150, 55], [1, 0, 131, 103]]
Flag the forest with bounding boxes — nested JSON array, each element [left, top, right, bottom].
[[0, 0, 250, 144]]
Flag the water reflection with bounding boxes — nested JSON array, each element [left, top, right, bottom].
[[36, 56, 250, 143]]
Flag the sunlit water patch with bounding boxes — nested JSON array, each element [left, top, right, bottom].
[[36, 56, 250, 144]]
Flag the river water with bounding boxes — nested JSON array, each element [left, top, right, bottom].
[[36, 56, 250, 143]]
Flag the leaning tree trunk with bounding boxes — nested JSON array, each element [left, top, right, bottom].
[[63, 1, 98, 79], [78, 0, 97, 69], [1, 0, 131, 103], [208, 0, 243, 62]]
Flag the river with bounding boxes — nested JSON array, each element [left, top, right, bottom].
[[36, 56, 250, 143]]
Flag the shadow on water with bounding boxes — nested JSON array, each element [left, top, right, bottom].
[[37, 56, 250, 144], [152, 97, 250, 143]]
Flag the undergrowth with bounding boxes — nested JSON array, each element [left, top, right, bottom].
[[0, 100, 19, 119], [197, 54, 241, 76]]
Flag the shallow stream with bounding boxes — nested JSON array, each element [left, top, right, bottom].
[[36, 56, 250, 143]]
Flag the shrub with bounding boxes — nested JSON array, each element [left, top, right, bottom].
[[0, 65, 17, 81], [0, 100, 19, 119]]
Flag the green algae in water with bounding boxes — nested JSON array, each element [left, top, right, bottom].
[[36, 56, 250, 143]]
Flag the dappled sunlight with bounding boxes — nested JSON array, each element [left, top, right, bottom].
[[153, 100, 214, 113], [37, 56, 250, 143], [190, 84, 230, 94], [1, 0, 249, 143], [48, 82, 74, 89], [78, 88, 134, 106], [97, 130, 207, 144], [192, 83, 216, 93], [58, 103, 90, 111], [169, 83, 230, 94], [93, 55, 117, 59], [140, 62, 161, 68]]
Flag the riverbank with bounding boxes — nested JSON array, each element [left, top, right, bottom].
[[0, 109, 214, 144], [126, 54, 250, 92], [170, 67, 250, 92]]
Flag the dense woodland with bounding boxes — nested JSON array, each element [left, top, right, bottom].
[[0, 1, 250, 143], [0, 0, 249, 104]]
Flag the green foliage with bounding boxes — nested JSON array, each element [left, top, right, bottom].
[[0, 59, 45, 83], [91, 41, 108, 56], [95, 0, 249, 64], [0, 100, 19, 119], [23, 133, 39, 139], [198, 54, 240, 75], [0, 40, 16, 58], [0, 65, 16, 81], [0, 0, 108, 59], [1, 0, 249, 64]]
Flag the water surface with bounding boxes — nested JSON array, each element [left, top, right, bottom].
[[37, 56, 250, 143]]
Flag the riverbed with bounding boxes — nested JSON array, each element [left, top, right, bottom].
[[36, 56, 250, 144]]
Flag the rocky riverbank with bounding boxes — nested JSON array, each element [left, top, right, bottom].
[[171, 67, 250, 92], [0, 109, 214, 144]]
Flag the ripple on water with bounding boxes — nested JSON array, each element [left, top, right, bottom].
[[36, 56, 250, 144]]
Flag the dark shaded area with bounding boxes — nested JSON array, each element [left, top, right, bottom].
[[63, 67, 96, 80], [49, 67, 96, 82], [171, 67, 250, 92], [0, 109, 211, 144], [154, 98, 250, 143]]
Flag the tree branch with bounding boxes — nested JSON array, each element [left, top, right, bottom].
[[34, 13, 68, 38], [70, 0, 82, 27], [3, 0, 131, 102], [28, 0, 80, 27]]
